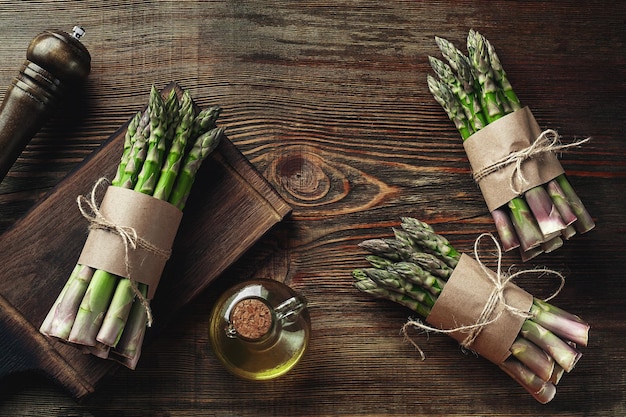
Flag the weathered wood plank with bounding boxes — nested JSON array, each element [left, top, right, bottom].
[[0, 0, 624, 416]]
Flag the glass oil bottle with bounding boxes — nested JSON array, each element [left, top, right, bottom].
[[209, 278, 310, 381]]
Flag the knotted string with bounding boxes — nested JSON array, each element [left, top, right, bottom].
[[402, 233, 565, 360], [77, 178, 173, 326], [472, 129, 590, 194]]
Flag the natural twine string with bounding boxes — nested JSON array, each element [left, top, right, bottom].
[[472, 129, 590, 194], [402, 233, 565, 360], [77, 178, 173, 326]]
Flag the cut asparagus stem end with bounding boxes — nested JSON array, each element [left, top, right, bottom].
[[45, 265, 95, 340], [546, 180, 578, 226], [509, 336, 555, 382], [96, 279, 136, 347], [524, 186, 567, 237], [555, 175, 595, 234], [498, 357, 557, 404], [491, 207, 521, 251], [520, 320, 583, 372], [561, 224, 577, 240], [68, 270, 119, 346], [113, 284, 150, 362], [508, 198, 544, 251], [531, 299, 589, 347], [520, 246, 544, 262], [549, 363, 566, 385], [541, 236, 563, 253], [40, 264, 82, 336]]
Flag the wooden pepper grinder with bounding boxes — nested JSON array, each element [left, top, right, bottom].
[[0, 26, 91, 183]]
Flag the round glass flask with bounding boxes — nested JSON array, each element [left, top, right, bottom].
[[209, 279, 310, 380]]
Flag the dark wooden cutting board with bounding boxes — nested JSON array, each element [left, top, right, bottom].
[[0, 83, 291, 399]]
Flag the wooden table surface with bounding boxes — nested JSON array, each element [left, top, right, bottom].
[[0, 1, 624, 416]]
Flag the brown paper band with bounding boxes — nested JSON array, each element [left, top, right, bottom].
[[77, 183, 183, 300], [425, 253, 533, 364], [463, 107, 565, 211]]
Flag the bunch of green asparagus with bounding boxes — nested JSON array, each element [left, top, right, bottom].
[[427, 30, 594, 260], [40, 86, 224, 368], [353, 217, 589, 403]]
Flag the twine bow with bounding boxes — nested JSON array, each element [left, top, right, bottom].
[[472, 129, 590, 194], [77, 178, 172, 326], [402, 233, 565, 360]]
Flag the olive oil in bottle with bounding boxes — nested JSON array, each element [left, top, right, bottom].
[[209, 279, 310, 381]]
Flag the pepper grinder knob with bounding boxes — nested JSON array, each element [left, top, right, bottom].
[[0, 26, 91, 183]]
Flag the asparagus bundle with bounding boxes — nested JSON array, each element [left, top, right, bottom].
[[40, 85, 224, 368], [427, 30, 594, 260], [353, 217, 589, 404]]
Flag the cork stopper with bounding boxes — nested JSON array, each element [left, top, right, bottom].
[[230, 298, 273, 340]]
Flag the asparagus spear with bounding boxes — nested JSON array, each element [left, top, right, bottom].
[[507, 198, 544, 251], [358, 238, 410, 262], [555, 174, 595, 233], [365, 255, 394, 269], [112, 111, 142, 186], [499, 358, 556, 404], [96, 277, 136, 347], [399, 217, 460, 268], [353, 270, 432, 319], [111, 283, 149, 369], [491, 208, 521, 251], [163, 89, 181, 148], [509, 336, 555, 382], [191, 105, 221, 140], [428, 56, 486, 132], [427, 74, 473, 140], [519, 320, 582, 372], [135, 86, 168, 194], [475, 29, 521, 110], [356, 267, 438, 308], [40, 264, 94, 339], [117, 109, 151, 189], [68, 269, 120, 345], [168, 126, 225, 210], [465, 30, 508, 121], [530, 299, 589, 347], [387, 262, 445, 297], [152, 90, 195, 201], [545, 180, 578, 227]]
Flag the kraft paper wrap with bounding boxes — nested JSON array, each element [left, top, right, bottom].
[[426, 254, 533, 365], [463, 107, 565, 211], [77, 186, 183, 299]]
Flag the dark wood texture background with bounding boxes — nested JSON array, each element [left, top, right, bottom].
[[0, 1, 624, 416]]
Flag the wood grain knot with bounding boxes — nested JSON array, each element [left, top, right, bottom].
[[269, 148, 347, 206], [264, 145, 395, 215], [277, 153, 330, 201]]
